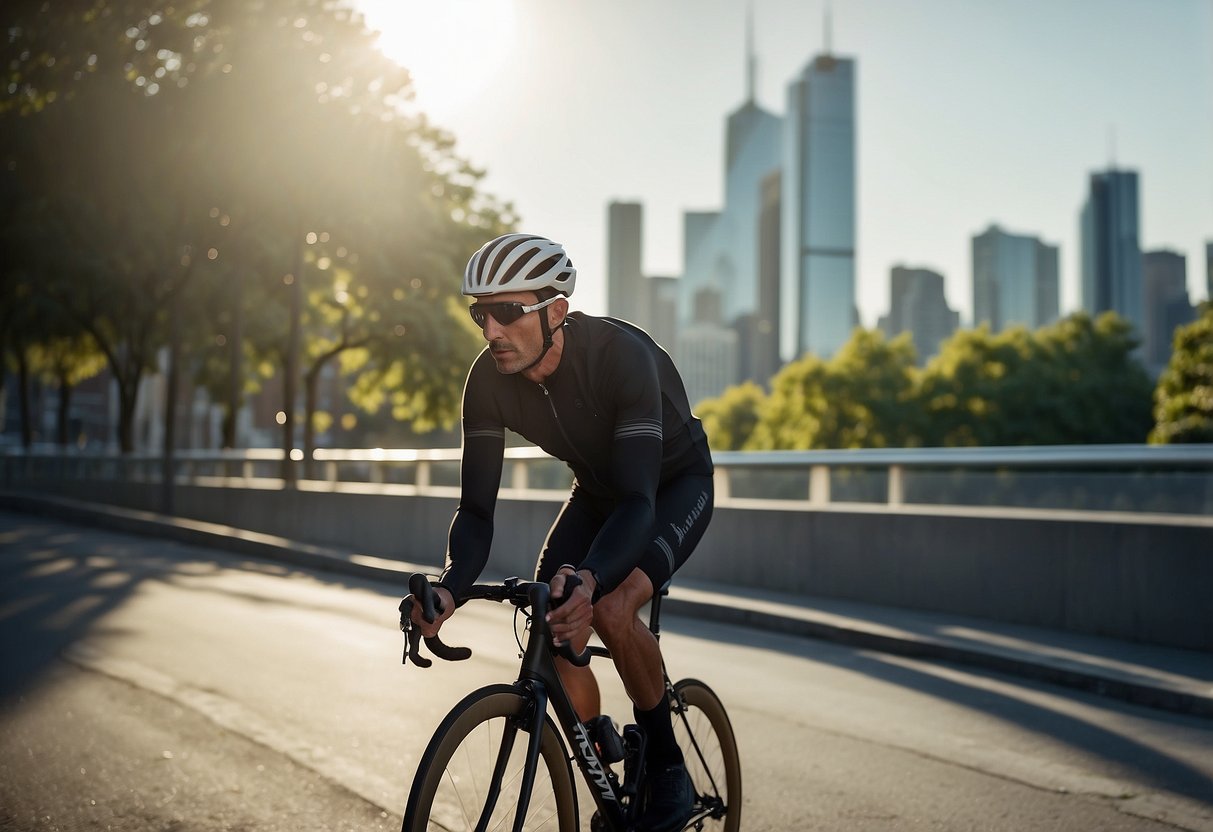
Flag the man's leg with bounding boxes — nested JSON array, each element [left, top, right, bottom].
[[591, 568, 693, 832], [590, 568, 664, 708], [555, 654, 601, 722], [538, 491, 608, 722]]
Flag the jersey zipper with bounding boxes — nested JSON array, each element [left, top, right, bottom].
[[538, 382, 606, 490]]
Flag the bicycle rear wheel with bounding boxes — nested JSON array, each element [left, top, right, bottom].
[[403, 683, 578, 832], [671, 678, 741, 832]]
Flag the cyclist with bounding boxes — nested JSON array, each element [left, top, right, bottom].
[[404, 232, 715, 832]]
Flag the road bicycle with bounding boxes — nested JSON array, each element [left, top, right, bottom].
[[398, 572, 741, 832]]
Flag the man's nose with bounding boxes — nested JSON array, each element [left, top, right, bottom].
[[481, 315, 503, 340]]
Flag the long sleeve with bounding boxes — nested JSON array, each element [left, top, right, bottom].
[[439, 358, 505, 599]]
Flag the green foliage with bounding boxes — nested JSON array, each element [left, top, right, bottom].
[[698, 313, 1158, 450], [26, 335, 108, 388], [697, 381, 766, 451], [746, 329, 920, 450], [919, 312, 1152, 446], [1150, 302, 1213, 443], [2, 0, 514, 451]]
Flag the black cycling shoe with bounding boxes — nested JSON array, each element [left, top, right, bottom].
[[637, 762, 694, 832]]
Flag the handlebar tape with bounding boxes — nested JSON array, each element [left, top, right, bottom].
[[399, 574, 472, 667], [551, 573, 593, 668]]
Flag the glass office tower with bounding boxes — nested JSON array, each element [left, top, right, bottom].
[[782, 53, 856, 360]]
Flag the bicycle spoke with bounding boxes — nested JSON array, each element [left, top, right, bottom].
[[421, 712, 564, 832]]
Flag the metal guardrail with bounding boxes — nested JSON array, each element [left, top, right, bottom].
[[4, 444, 1212, 519]]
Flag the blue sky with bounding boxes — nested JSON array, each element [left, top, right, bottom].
[[360, 0, 1213, 327]]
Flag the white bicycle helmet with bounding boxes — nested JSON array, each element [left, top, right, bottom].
[[463, 233, 576, 297]]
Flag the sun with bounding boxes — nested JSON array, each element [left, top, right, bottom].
[[357, 0, 516, 123]]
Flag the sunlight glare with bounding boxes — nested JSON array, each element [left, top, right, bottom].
[[358, 0, 516, 122]]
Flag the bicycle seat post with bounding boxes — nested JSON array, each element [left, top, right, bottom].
[[647, 580, 671, 640]]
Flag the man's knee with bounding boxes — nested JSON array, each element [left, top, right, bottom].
[[591, 570, 653, 643]]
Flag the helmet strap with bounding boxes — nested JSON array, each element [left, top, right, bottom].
[[517, 308, 556, 373]]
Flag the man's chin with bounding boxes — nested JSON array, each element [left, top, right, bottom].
[[491, 353, 524, 374]]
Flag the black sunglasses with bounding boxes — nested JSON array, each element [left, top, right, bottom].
[[468, 295, 559, 328]]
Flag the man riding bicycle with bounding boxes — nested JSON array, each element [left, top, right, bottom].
[[404, 232, 715, 832]]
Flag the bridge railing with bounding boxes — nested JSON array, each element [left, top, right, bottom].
[[5, 443, 1212, 519]]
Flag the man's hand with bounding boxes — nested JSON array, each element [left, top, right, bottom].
[[406, 585, 456, 638], [547, 567, 596, 647]]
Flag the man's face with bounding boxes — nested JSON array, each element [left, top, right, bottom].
[[471, 290, 551, 375]]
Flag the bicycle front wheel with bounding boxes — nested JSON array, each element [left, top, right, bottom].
[[672, 678, 742, 832], [403, 684, 578, 832]]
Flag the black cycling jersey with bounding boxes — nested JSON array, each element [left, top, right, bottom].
[[440, 312, 713, 599]]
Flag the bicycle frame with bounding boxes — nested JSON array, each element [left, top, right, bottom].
[[509, 580, 632, 831], [409, 577, 725, 832]]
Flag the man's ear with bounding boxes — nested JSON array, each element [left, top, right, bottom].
[[551, 296, 569, 326]]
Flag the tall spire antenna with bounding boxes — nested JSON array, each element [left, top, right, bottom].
[[824, 1, 833, 55], [1108, 124, 1117, 169], [746, 0, 756, 104]]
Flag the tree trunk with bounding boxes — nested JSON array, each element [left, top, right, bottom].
[[222, 272, 245, 449], [161, 288, 183, 513], [16, 346, 32, 450], [303, 361, 322, 480], [56, 372, 71, 447], [282, 237, 304, 487], [116, 374, 137, 454]]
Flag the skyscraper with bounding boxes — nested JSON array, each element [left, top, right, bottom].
[[607, 201, 644, 325], [879, 266, 959, 364], [751, 169, 783, 382], [680, 9, 781, 331], [646, 275, 680, 353], [677, 287, 739, 407], [1206, 240, 1212, 303], [1142, 250, 1193, 374], [782, 44, 856, 360], [1080, 169, 1143, 334], [971, 224, 1060, 331]]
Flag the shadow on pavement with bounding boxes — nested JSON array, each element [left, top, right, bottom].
[[660, 611, 1213, 809]]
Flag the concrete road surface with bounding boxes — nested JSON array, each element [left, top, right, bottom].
[[2, 511, 1211, 831]]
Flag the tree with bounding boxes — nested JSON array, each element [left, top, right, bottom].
[[27, 335, 108, 446], [919, 313, 1153, 446], [2, 0, 513, 462], [1149, 302, 1213, 444], [748, 329, 919, 450], [696, 381, 766, 451]]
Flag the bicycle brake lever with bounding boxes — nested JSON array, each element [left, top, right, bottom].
[[401, 575, 472, 666], [408, 627, 433, 668], [398, 594, 434, 667]]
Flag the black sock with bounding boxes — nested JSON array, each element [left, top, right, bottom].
[[634, 696, 684, 768]]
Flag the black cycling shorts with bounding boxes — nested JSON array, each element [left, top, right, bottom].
[[535, 472, 714, 595]]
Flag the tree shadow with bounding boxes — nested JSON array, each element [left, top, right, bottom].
[[0, 510, 420, 705], [659, 611, 1213, 809]]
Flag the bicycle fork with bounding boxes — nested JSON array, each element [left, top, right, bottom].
[[482, 684, 550, 832]]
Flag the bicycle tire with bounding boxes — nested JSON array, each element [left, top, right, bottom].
[[672, 678, 741, 832], [403, 684, 578, 832]]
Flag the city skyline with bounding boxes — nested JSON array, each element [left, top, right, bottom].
[[358, 0, 1213, 332]]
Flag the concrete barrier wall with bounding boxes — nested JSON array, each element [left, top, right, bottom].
[[16, 479, 1213, 651]]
